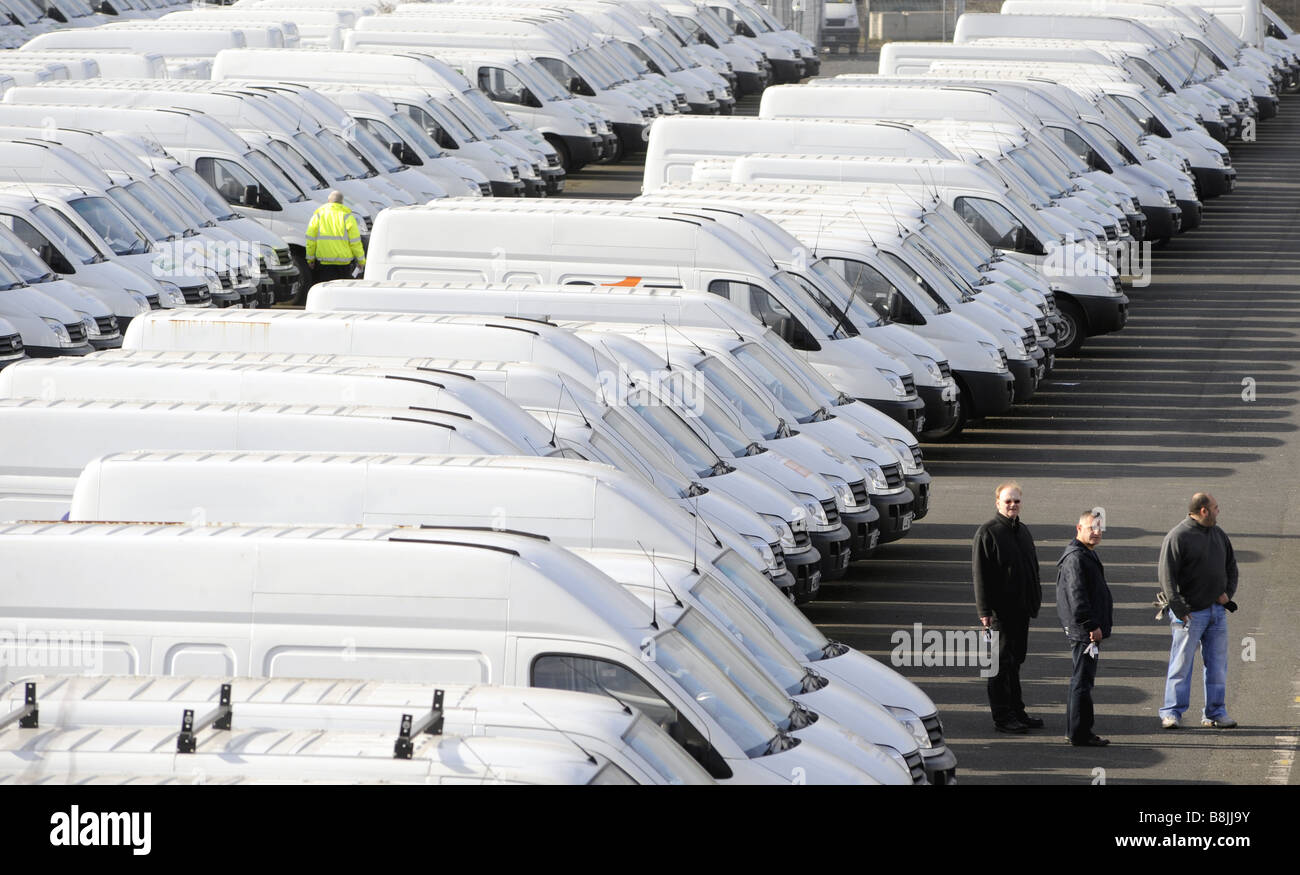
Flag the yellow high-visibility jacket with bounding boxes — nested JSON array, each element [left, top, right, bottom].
[[305, 202, 365, 266]]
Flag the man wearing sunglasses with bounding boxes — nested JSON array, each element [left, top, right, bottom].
[[973, 481, 1044, 734]]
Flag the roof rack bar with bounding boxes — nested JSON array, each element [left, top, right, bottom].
[[0, 682, 38, 731], [177, 683, 233, 754], [393, 689, 445, 760]]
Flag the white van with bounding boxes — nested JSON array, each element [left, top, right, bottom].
[[0, 398, 523, 522], [19, 26, 250, 55], [0, 99, 320, 267], [161, 8, 356, 49], [1, 675, 716, 785], [337, 27, 656, 160], [0, 523, 888, 784], [117, 306, 848, 583], [643, 115, 954, 190], [361, 202, 931, 434]]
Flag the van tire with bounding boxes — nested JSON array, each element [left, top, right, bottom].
[[1055, 299, 1087, 356], [544, 135, 576, 172]]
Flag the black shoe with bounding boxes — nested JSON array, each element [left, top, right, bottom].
[[1069, 735, 1110, 747], [1016, 714, 1045, 729], [994, 719, 1030, 734]]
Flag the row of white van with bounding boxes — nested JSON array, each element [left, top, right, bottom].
[[0, 292, 963, 783]]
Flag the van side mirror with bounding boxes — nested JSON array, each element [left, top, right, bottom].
[[242, 184, 262, 207], [568, 77, 594, 97]]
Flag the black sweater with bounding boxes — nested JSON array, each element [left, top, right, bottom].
[[973, 513, 1043, 619], [1158, 516, 1238, 612]]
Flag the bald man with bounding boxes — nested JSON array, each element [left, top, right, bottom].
[[1157, 493, 1239, 729]]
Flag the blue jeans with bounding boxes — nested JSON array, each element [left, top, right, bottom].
[[1160, 604, 1229, 721]]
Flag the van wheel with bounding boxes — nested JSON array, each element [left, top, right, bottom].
[[1055, 299, 1087, 356], [288, 248, 311, 308], [606, 136, 625, 164], [919, 383, 968, 442], [544, 135, 576, 172]]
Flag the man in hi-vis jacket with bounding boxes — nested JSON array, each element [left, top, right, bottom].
[[304, 190, 365, 302]]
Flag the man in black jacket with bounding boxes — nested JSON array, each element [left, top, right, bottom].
[[972, 481, 1044, 733], [1057, 510, 1115, 747]]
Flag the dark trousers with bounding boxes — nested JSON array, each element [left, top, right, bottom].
[[1067, 639, 1100, 743], [988, 614, 1030, 724], [297, 262, 356, 305]]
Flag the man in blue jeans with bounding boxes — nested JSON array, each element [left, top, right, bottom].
[[1158, 493, 1239, 729]]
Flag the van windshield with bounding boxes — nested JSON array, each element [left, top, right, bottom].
[[651, 629, 778, 758], [731, 342, 822, 423], [712, 550, 831, 662], [880, 250, 957, 312], [674, 608, 797, 732], [31, 204, 105, 264], [771, 271, 844, 339], [810, 259, 882, 328], [691, 575, 812, 694], [107, 187, 173, 243], [171, 167, 241, 222], [696, 356, 785, 440], [264, 139, 329, 191], [390, 111, 453, 157], [68, 196, 151, 256], [244, 149, 308, 203], [623, 713, 715, 785], [316, 131, 371, 178], [519, 60, 570, 101], [462, 89, 516, 131], [600, 407, 691, 482], [778, 270, 859, 338], [125, 181, 194, 238], [0, 225, 57, 282], [626, 396, 726, 478]]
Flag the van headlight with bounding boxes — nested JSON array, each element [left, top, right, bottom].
[[41, 317, 71, 345], [876, 368, 908, 398], [824, 475, 856, 509], [978, 340, 1005, 370], [886, 706, 933, 750], [126, 290, 151, 312], [862, 463, 889, 492], [758, 514, 797, 551], [792, 492, 828, 527], [158, 281, 187, 306], [1001, 330, 1028, 358], [1209, 151, 1226, 168], [203, 270, 222, 297], [887, 438, 921, 475], [913, 355, 944, 383], [78, 313, 100, 338]]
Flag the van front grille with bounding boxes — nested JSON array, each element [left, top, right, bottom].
[[65, 323, 87, 345], [881, 463, 904, 489], [0, 333, 22, 356], [182, 285, 211, 304], [95, 315, 119, 336], [820, 498, 839, 527], [849, 479, 869, 505]]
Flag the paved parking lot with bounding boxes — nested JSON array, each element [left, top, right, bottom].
[[562, 65, 1300, 785]]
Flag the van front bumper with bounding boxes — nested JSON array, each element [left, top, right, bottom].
[[559, 134, 602, 168], [688, 99, 722, 114], [1141, 204, 1182, 240], [612, 122, 650, 155], [921, 746, 958, 785], [904, 470, 931, 520], [770, 57, 804, 83], [541, 168, 565, 194], [489, 180, 528, 198], [785, 544, 823, 604], [1192, 166, 1236, 198], [957, 368, 1016, 420], [1077, 292, 1129, 337], [1255, 94, 1278, 120], [917, 384, 959, 436], [811, 524, 853, 581], [1175, 199, 1202, 231], [841, 504, 881, 559], [1009, 358, 1039, 403], [864, 395, 928, 437], [735, 70, 766, 97], [870, 488, 916, 545]]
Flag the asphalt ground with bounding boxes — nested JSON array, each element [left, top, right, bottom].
[[560, 61, 1300, 787]]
